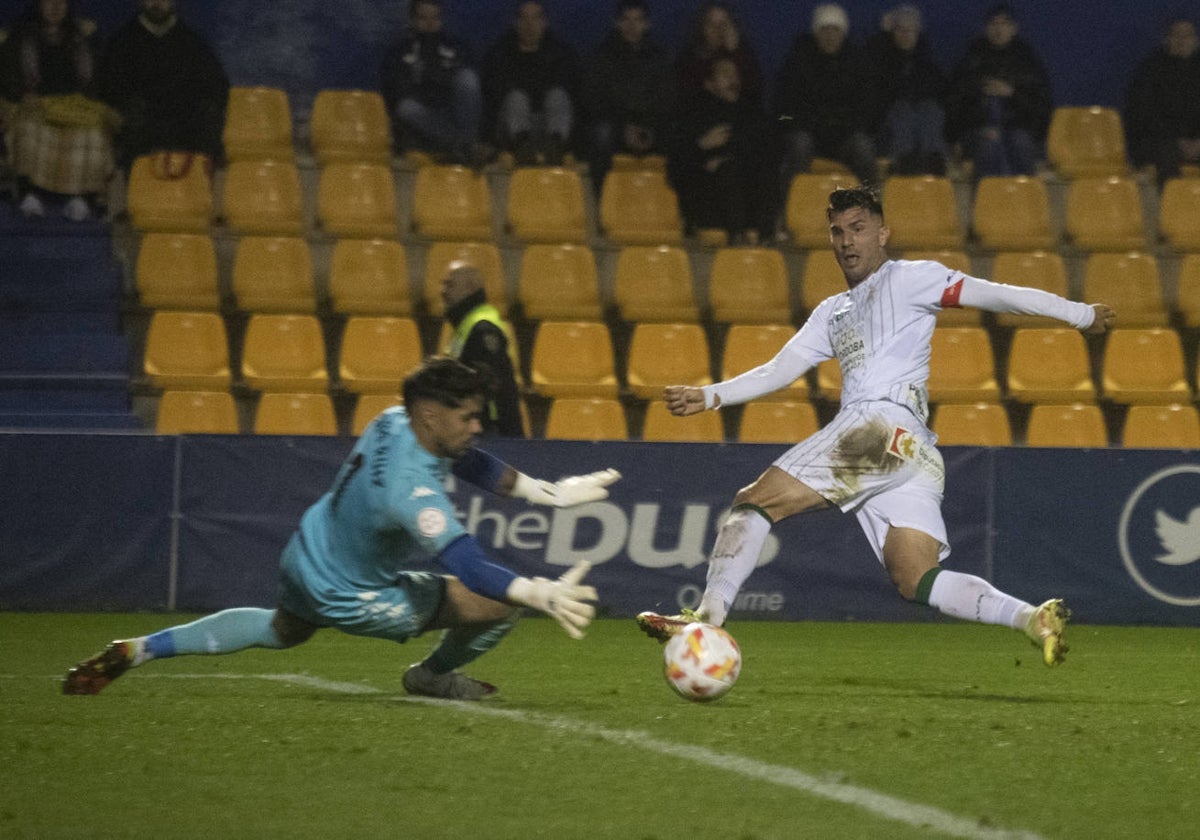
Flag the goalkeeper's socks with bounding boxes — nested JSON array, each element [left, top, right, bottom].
[[139, 608, 284, 662], [425, 615, 518, 674], [926, 569, 1031, 629]]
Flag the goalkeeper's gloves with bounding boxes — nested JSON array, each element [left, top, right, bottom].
[[511, 468, 621, 508], [506, 561, 598, 639]]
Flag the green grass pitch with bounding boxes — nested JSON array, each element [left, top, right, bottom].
[[3, 613, 1198, 839]]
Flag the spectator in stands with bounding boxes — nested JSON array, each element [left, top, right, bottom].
[[1124, 16, 1200, 187], [676, 2, 763, 107], [440, 261, 525, 437], [0, 0, 117, 220], [97, 0, 229, 171], [380, 0, 485, 166], [945, 3, 1051, 179], [867, 4, 949, 176], [668, 56, 774, 245], [774, 3, 879, 186], [581, 0, 676, 194], [482, 0, 579, 166]]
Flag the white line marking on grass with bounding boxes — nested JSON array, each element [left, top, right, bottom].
[[132, 673, 1045, 840]]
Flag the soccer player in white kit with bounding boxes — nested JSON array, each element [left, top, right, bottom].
[[638, 186, 1116, 665]]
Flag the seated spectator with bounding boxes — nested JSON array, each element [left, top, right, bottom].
[[482, 0, 579, 165], [0, 0, 117, 220], [97, 0, 229, 171], [668, 56, 775, 245], [867, 4, 948, 175], [774, 3, 879, 186], [945, 3, 1051, 179], [380, 0, 484, 166], [581, 0, 676, 194], [676, 2, 763, 107], [1124, 16, 1200, 187]]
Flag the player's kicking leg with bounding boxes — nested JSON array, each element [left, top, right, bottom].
[[635, 608, 702, 642], [1025, 599, 1070, 666]]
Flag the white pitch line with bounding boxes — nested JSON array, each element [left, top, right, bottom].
[[117, 673, 1045, 840]]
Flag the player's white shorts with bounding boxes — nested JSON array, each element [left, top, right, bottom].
[[772, 400, 950, 563]]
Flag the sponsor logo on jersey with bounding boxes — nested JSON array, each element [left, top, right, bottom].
[[416, 507, 448, 537], [410, 486, 437, 499]]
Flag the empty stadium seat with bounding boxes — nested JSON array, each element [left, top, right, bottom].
[[1025, 403, 1108, 447], [506, 166, 587, 243], [221, 159, 305, 235], [972, 176, 1056, 251], [529, 321, 619, 398], [338, 317, 423, 394], [611, 153, 666, 172], [1176, 254, 1200, 328], [309, 89, 391, 165], [127, 153, 212, 233], [254, 392, 338, 435], [1158, 178, 1200, 251], [1081, 252, 1168, 327], [136, 233, 220, 310], [222, 85, 294, 163], [1064, 177, 1146, 251], [518, 243, 602, 321], [241, 314, 328, 392], [882, 175, 963, 250], [625, 323, 711, 399], [614, 245, 698, 322], [738, 401, 819, 443], [816, 358, 842, 403], [641, 400, 724, 442], [785, 172, 854, 247], [800, 250, 846, 314], [932, 402, 1012, 446], [709, 247, 790, 324], [143, 311, 231, 390], [927, 327, 1000, 403], [156, 390, 239, 434], [721, 324, 809, 401], [1046, 106, 1128, 179], [991, 251, 1070, 328], [1122, 404, 1200, 448], [423, 241, 506, 316], [1006, 328, 1095, 403], [544, 397, 627, 440], [598, 169, 682, 245], [412, 165, 493, 240], [1102, 328, 1190, 404], [232, 236, 316, 313], [328, 238, 412, 316], [317, 162, 398, 238], [352, 394, 401, 435]]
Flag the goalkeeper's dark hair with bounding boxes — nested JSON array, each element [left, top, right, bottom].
[[402, 356, 488, 408], [827, 185, 884, 223]]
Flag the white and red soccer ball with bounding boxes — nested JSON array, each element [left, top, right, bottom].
[[662, 622, 742, 702]]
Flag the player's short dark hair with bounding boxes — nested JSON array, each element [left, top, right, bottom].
[[402, 356, 487, 408], [827, 185, 885, 222]]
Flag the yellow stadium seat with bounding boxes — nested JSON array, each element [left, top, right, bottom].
[[254, 392, 338, 435], [721, 324, 809, 401], [932, 402, 1012, 446], [1122, 404, 1200, 448], [1158, 178, 1200, 251], [927, 327, 1000, 403], [232, 236, 316, 313], [136, 233, 220, 310], [156, 390, 239, 434], [1006, 328, 1095, 403], [530, 321, 619, 399], [352, 394, 401, 435], [1176, 253, 1200, 328], [738, 401, 819, 443], [506, 166, 587, 243], [626, 323, 711, 399], [317, 162, 398, 238], [221, 159, 305, 235], [222, 85, 294, 163], [972, 176, 1056, 251], [412, 165, 493, 240], [1064, 177, 1146, 251], [801, 250, 847, 314], [1025, 403, 1108, 447], [816, 358, 842, 403], [328, 238, 411, 316], [338, 316, 423, 394], [423, 241, 506, 317], [991, 251, 1070, 328], [882, 175, 963, 250], [1102, 328, 1190, 404], [641, 400, 724, 442], [544, 397, 627, 441], [598, 169, 682, 245], [1081, 252, 1168, 327], [785, 172, 854, 247], [709, 247, 791, 324], [614, 245, 697, 322], [127, 152, 212, 233], [611, 153, 666, 172], [518, 243, 601, 321], [309, 89, 391, 165], [143, 311, 231, 390], [1046, 106, 1128, 179], [241, 314, 328, 392]]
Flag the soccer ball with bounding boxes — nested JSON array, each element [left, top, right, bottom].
[[662, 622, 742, 702]]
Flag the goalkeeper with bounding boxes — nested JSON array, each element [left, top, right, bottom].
[[64, 356, 619, 699]]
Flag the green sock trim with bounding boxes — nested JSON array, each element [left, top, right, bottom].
[[732, 502, 773, 525], [914, 567, 942, 605]]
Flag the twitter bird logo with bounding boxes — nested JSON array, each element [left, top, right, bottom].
[[1155, 507, 1200, 566]]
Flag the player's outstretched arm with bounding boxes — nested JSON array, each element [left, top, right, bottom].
[[452, 450, 620, 506], [664, 385, 710, 415], [1083, 303, 1116, 334], [507, 561, 598, 639]]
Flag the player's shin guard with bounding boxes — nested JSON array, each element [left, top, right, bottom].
[[921, 568, 1030, 630], [143, 608, 285, 660], [700, 505, 773, 626], [424, 613, 519, 675]]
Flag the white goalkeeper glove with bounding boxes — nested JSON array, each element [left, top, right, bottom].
[[511, 468, 621, 508], [506, 561, 598, 639]]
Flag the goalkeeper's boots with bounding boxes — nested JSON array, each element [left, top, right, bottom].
[[63, 641, 134, 695], [403, 663, 497, 701], [635, 608, 702, 642], [1025, 599, 1070, 666]]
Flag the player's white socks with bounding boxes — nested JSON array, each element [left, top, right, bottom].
[[927, 569, 1035, 630], [700, 506, 772, 626]]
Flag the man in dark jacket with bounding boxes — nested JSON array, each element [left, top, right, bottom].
[[1124, 17, 1200, 187]]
